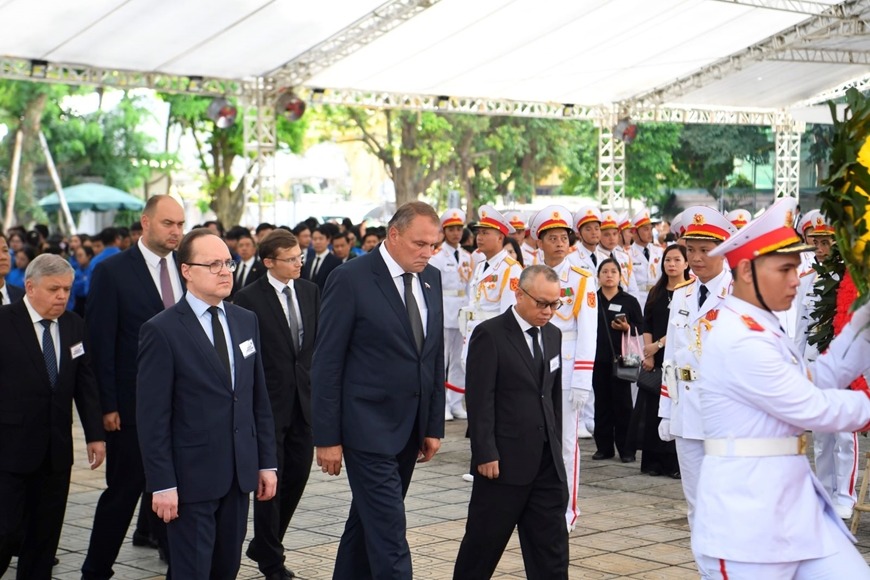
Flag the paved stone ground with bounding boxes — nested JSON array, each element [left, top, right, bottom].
[[5, 420, 870, 579]]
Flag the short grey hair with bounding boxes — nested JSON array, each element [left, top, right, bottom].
[[25, 253, 74, 283], [388, 201, 440, 233], [519, 264, 558, 289]]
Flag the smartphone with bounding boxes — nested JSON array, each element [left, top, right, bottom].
[[613, 313, 627, 323]]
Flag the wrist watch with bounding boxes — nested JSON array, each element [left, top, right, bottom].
[[656, 340, 664, 349]]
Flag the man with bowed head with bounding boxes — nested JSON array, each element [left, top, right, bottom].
[[137, 229, 277, 579], [311, 201, 445, 579]]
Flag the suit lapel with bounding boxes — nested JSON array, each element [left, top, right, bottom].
[[129, 245, 165, 312], [225, 307, 245, 390], [58, 312, 73, 380], [502, 311, 538, 379], [176, 299, 233, 392], [259, 278, 294, 347], [297, 283, 316, 351], [11, 302, 52, 389], [419, 267, 439, 356]]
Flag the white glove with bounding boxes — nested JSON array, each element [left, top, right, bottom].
[[658, 419, 674, 442], [569, 389, 589, 413]]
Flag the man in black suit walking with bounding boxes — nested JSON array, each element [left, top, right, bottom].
[[81, 195, 185, 579], [0, 233, 25, 304], [301, 225, 340, 290], [234, 230, 320, 580], [311, 201, 445, 579], [231, 230, 266, 298], [137, 228, 277, 579], [0, 254, 105, 579], [453, 265, 569, 580]]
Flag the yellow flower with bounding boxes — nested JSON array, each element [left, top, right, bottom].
[[859, 137, 870, 170]]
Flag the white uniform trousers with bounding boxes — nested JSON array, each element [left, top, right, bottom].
[[444, 327, 465, 412], [697, 514, 870, 579], [813, 431, 859, 509], [581, 391, 595, 433], [561, 389, 581, 530], [675, 437, 704, 530]]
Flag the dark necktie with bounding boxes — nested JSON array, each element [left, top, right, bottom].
[[699, 285, 709, 308], [454, 249, 459, 263], [310, 257, 321, 280], [402, 273, 424, 354], [590, 253, 597, 267], [282, 286, 301, 353], [527, 327, 543, 381], [643, 246, 650, 261], [483, 262, 490, 271], [237, 262, 247, 285], [40, 319, 58, 388], [207, 306, 232, 380], [0, 291, 4, 304], [159, 257, 175, 309]]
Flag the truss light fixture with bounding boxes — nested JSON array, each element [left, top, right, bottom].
[[30, 59, 48, 78], [206, 98, 238, 129], [436, 95, 450, 110], [276, 89, 306, 121], [188, 76, 204, 93]]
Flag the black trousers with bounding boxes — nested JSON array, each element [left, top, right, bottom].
[[592, 361, 634, 458], [0, 452, 70, 580], [333, 434, 419, 580], [247, 401, 314, 574], [82, 426, 168, 579], [453, 445, 569, 580], [166, 475, 249, 580]]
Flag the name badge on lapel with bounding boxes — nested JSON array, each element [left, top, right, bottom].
[[239, 339, 256, 359], [70, 342, 85, 359], [549, 355, 560, 373], [608, 303, 623, 312]]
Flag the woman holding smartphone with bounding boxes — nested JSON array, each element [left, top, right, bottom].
[[592, 258, 643, 462]]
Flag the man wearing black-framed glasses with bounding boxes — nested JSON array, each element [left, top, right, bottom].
[[137, 228, 278, 580], [234, 229, 320, 580]]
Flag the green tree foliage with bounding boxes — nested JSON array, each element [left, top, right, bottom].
[[161, 94, 306, 227], [559, 121, 600, 199], [673, 124, 772, 198], [625, 123, 682, 208]]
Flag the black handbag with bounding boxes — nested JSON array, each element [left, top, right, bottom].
[[636, 367, 662, 394], [600, 300, 641, 382]]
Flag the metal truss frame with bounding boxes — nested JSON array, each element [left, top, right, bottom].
[[768, 48, 870, 64], [774, 120, 805, 198], [629, 0, 870, 107], [598, 124, 626, 206], [793, 71, 870, 106], [241, 82, 281, 222], [267, 0, 442, 88], [711, 0, 851, 16]]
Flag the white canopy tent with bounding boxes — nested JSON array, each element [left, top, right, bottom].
[[3, 0, 870, 202]]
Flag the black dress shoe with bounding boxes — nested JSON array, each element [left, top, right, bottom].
[[620, 455, 636, 463], [670, 470, 681, 479], [265, 567, 296, 580], [53, 557, 59, 566], [647, 469, 662, 476], [132, 530, 159, 549], [591, 451, 614, 460]]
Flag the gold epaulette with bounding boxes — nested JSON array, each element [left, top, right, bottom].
[[570, 265, 591, 277], [504, 256, 519, 267], [673, 278, 694, 290], [432, 247, 442, 255]]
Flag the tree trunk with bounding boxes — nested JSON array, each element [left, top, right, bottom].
[[16, 92, 48, 225], [394, 113, 420, 206]]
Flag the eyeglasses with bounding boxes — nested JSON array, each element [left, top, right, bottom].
[[186, 260, 237, 274], [268, 254, 305, 265], [521, 287, 563, 311]]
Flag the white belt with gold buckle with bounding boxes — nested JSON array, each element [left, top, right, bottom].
[[443, 289, 466, 297], [704, 435, 807, 457], [676, 366, 698, 381]]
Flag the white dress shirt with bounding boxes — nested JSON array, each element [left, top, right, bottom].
[[186, 292, 235, 388], [138, 239, 183, 304], [510, 305, 541, 357], [23, 296, 61, 367], [237, 256, 256, 286], [380, 242, 427, 337], [266, 271, 304, 345], [0, 283, 10, 305]]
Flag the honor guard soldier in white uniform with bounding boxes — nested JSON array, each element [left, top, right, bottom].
[[519, 220, 540, 267], [529, 205, 597, 531], [795, 214, 860, 521], [630, 208, 664, 308], [658, 207, 737, 537], [617, 212, 634, 252], [726, 208, 751, 230], [596, 210, 637, 296], [569, 206, 601, 272], [504, 211, 529, 254], [430, 209, 473, 421], [460, 205, 523, 366], [670, 211, 686, 244], [694, 197, 870, 578]]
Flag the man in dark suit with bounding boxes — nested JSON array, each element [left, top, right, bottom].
[[0, 255, 105, 579], [330, 231, 356, 264], [311, 201, 445, 580], [137, 228, 278, 579], [453, 265, 569, 580], [81, 195, 186, 580], [0, 233, 25, 304], [234, 229, 320, 580], [301, 225, 340, 290], [231, 230, 266, 298]]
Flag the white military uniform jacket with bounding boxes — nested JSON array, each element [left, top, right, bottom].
[[630, 242, 664, 307], [658, 268, 731, 440], [595, 244, 638, 297], [568, 244, 598, 273], [521, 242, 540, 267], [429, 243, 472, 330], [694, 295, 870, 563], [547, 259, 597, 393], [464, 248, 522, 327]]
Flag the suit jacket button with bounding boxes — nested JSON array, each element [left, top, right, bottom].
[[233, 396, 238, 402], [234, 428, 239, 433]]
